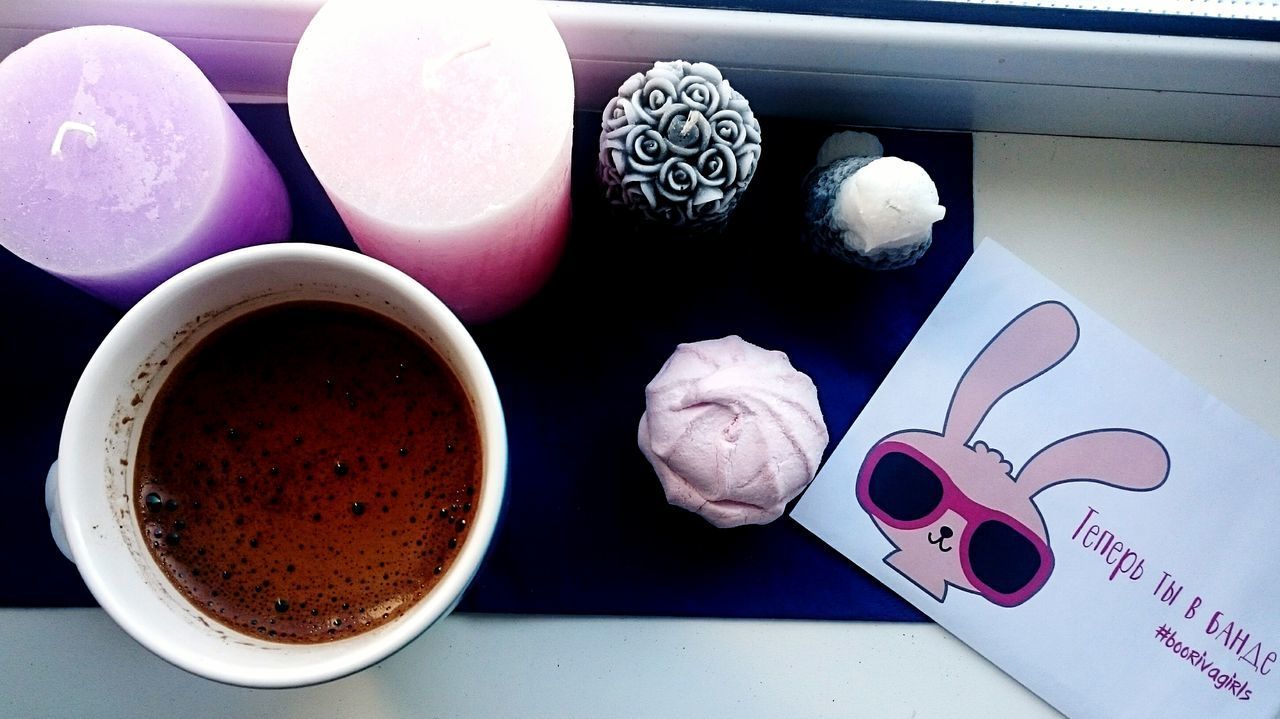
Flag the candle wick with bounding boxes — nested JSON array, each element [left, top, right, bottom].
[[680, 110, 705, 137], [422, 38, 493, 90], [50, 121, 97, 157]]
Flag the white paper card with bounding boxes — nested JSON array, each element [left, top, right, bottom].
[[792, 239, 1280, 718]]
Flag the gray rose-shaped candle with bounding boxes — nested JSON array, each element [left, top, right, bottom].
[[599, 60, 761, 229]]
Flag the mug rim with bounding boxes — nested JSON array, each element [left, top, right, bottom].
[[57, 242, 507, 687]]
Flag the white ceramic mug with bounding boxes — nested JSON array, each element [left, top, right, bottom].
[[45, 243, 507, 688]]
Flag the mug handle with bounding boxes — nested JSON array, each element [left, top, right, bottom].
[[45, 460, 74, 563]]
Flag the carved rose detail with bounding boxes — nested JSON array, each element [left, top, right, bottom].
[[598, 60, 761, 228]]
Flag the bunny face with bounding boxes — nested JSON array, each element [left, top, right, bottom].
[[858, 430, 1055, 606], [857, 302, 1169, 608]]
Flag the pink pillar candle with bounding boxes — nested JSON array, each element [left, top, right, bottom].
[[0, 26, 291, 308], [288, 0, 574, 323]]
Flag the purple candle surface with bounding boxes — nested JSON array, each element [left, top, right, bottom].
[[0, 26, 290, 308]]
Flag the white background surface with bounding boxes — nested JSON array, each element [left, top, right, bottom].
[[3, 132, 1279, 718], [2, 3, 1278, 715]]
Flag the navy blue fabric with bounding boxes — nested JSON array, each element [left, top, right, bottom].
[[0, 105, 972, 621]]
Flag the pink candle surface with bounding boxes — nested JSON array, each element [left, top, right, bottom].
[[0, 26, 291, 308], [288, 0, 574, 323]]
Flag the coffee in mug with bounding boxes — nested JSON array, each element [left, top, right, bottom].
[[134, 301, 481, 642], [48, 244, 506, 687]]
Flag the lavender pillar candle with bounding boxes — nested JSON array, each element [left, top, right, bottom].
[[0, 26, 291, 308]]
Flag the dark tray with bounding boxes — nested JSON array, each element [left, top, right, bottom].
[[2, 105, 973, 621]]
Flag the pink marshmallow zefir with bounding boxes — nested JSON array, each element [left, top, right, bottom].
[[638, 336, 829, 528]]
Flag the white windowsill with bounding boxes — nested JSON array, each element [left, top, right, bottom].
[[1, 1, 1277, 144]]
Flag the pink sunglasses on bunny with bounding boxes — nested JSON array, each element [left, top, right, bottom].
[[857, 440, 1055, 607]]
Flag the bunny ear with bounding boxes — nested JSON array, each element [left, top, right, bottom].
[[943, 301, 1079, 443], [1015, 429, 1170, 499]]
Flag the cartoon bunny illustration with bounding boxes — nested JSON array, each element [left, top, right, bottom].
[[856, 301, 1169, 607]]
